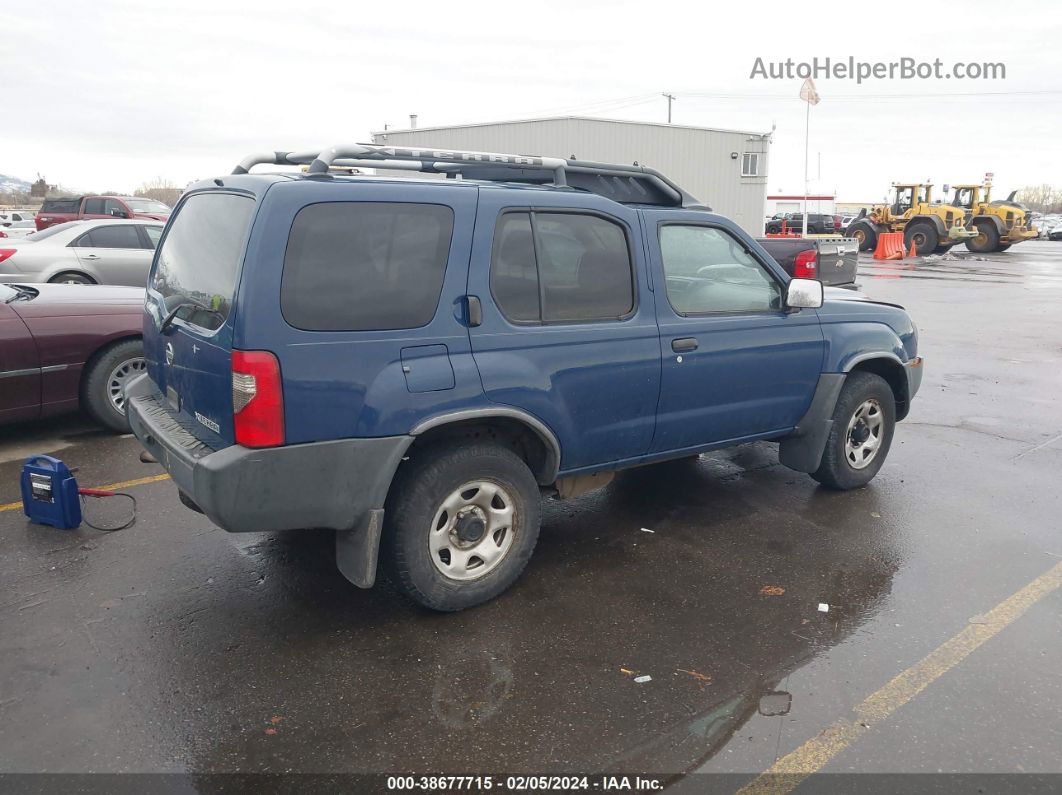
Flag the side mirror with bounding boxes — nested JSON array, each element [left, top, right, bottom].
[[786, 278, 823, 309], [110, 208, 129, 218]]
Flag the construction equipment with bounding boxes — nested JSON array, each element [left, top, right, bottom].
[[950, 178, 1037, 253], [846, 183, 977, 256]]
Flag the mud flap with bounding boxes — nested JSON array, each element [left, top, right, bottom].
[[779, 374, 846, 473], [336, 509, 385, 588]]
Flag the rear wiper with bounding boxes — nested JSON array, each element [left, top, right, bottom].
[[159, 301, 224, 333]]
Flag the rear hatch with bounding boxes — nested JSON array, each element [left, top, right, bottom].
[[143, 190, 256, 447]]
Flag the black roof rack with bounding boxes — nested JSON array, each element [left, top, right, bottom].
[[232, 144, 707, 209]]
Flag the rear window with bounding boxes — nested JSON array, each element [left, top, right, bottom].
[[281, 202, 454, 331], [152, 192, 255, 331], [41, 198, 81, 213]]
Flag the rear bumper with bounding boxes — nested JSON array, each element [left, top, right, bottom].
[[125, 374, 412, 533]]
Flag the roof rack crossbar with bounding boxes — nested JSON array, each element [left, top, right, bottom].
[[232, 143, 703, 208]]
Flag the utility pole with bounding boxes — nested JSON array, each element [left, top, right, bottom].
[[662, 92, 676, 123]]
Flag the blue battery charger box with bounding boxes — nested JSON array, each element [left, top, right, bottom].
[[20, 455, 82, 529]]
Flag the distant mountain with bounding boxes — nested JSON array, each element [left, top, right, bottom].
[[0, 174, 33, 193]]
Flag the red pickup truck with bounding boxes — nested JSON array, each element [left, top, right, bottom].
[[34, 195, 171, 231]]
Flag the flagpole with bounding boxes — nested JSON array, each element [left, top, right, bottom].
[[803, 98, 810, 237]]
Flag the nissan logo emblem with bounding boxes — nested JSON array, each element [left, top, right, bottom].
[[165, 342, 174, 366]]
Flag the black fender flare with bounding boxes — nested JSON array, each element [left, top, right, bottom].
[[336, 407, 563, 590]]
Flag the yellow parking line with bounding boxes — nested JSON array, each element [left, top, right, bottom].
[[0, 473, 171, 513], [738, 559, 1062, 795]]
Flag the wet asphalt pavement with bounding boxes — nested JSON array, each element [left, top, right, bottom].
[[1, 244, 1061, 785]]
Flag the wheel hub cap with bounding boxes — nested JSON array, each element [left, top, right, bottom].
[[845, 399, 884, 470], [454, 507, 487, 545], [429, 481, 516, 581], [107, 357, 147, 414]]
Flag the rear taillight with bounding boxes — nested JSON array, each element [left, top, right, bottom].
[[0, 231, 7, 238], [794, 249, 818, 279], [231, 350, 284, 448], [0, 249, 16, 263]]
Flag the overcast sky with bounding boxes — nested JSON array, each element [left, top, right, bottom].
[[4, 0, 1060, 202]]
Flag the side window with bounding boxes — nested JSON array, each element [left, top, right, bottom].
[[104, 199, 125, 217], [281, 202, 454, 331], [490, 213, 539, 322], [490, 211, 634, 324], [536, 214, 633, 321], [143, 225, 163, 249], [83, 198, 106, 215], [659, 225, 782, 315], [78, 224, 142, 249]]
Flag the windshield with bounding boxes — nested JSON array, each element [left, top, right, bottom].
[[126, 198, 172, 214], [24, 220, 85, 241], [152, 192, 255, 331]]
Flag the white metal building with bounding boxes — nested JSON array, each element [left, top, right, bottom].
[[371, 116, 771, 234], [767, 194, 836, 216]]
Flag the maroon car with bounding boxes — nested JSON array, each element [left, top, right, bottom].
[[0, 282, 144, 431], [34, 195, 171, 231]]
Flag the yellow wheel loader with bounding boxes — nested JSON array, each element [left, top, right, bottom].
[[950, 180, 1037, 253], [846, 183, 977, 256]]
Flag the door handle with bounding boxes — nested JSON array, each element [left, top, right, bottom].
[[671, 337, 698, 353], [466, 295, 483, 327], [82, 253, 100, 259]]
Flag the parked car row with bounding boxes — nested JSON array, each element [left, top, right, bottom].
[[764, 212, 843, 235]]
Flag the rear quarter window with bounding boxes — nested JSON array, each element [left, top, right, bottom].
[[40, 198, 81, 213], [281, 202, 454, 331], [152, 192, 255, 331]]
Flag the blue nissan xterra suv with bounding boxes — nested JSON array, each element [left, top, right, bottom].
[[126, 143, 923, 611]]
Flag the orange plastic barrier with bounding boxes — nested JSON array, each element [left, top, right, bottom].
[[873, 232, 905, 260]]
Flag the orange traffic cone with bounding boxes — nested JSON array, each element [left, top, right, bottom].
[[907, 239, 917, 258]]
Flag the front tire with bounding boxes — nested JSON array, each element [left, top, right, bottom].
[[848, 221, 878, 252], [995, 243, 1011, 252], [904, 222, 939, 257], [965, 221, 999, 253], [81, 338, 146, 432], [812, 371, 896, 490], [384, 442, 541, 611]]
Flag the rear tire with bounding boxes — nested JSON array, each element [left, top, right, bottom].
[[903, 222, 939, 257], [49, 271, 95, 285], [995, 243, 1011, 252], [932, 242, 952, 254], [811, 371, 896, 491], [965, 221, 999, 253], [383, 442, 541, 611], [81, 338, 146, 432], [849, 221, 878, 252]]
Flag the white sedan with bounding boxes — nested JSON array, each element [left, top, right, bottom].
[[0, 220, 38, 238], [0, 219, 164, 286]]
